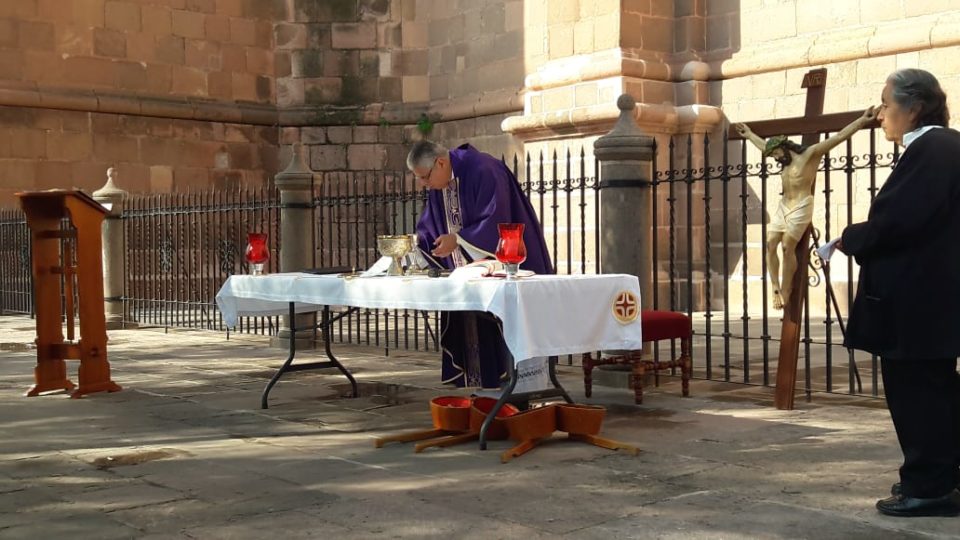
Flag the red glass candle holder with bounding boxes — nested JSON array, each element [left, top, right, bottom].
[[495, 223, 526, 279], [245, 232, 269, 276]]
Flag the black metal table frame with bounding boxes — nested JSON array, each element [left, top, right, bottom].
[[260, 301, 573, 449]]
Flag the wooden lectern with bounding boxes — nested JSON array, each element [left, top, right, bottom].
[[16, 189, 121, 398]]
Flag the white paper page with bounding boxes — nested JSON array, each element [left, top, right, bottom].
[[360, 256, 394, 277], [817, 237, 841, 264], [449, 260, 502, 280]]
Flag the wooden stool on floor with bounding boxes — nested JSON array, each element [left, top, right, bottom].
[[582, 310, 692, 404]]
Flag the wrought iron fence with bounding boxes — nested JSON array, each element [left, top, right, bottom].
[[311, 151, 601, 353], [313, 170, 432, 351], [0, 208, 32, 316], [652, 127, 897, 399], [122, 187, 282, 335], [113, 150, 600, 355], [0, 131, 899, 399]]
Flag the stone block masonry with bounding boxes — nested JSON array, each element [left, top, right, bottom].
[[0, 0, 284, 204], [0, 105, 278, 205], [3, 0, 960, 230]]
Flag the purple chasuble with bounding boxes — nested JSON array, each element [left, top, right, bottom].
[[414, 143, 553, 388], [415, 143, 553, 274]]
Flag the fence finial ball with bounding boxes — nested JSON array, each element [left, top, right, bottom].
[[617, 94, 636, 111]]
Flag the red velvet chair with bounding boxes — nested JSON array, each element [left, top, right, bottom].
[[582, 310, 692, 404]]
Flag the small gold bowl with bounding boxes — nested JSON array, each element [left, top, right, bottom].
[[377, 235, 414, 276]]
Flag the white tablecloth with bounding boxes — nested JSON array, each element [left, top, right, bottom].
[[215, 273, 643, 365]]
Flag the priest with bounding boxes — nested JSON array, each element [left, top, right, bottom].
[[407, 140, 553, 389]]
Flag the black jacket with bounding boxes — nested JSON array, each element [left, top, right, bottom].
[[841, 127, 960, 359]]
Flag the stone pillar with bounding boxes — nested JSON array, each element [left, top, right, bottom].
[[92, 168, 128, 330], [593, 94, 655, 386], [593, 94, 655, 308], [274, 144, 315, 348]]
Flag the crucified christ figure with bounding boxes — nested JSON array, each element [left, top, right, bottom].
[[734, 107, 876, 310]]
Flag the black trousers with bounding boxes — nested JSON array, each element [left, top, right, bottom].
[[881, 357, 960, 498]]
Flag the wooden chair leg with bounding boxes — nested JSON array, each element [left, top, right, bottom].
[[501, 439, 541, 463], [569, 434, 640, 455], [653, 354, 660, 388], [414, 432, 478, 453], [582, 353, 594, 398], [631, 359, 644, 405], [681, 336, 691, 397], [374, 428, 449, 448]]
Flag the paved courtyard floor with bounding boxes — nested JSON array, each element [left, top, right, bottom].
[[0, 315, 957, 539]]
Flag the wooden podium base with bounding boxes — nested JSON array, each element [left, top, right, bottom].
[[26, 380, 76, 397], [25, 353, 122, 399], [26, 372, 122, 398], [26, 359, 76, 396], [70, 381, 123, 399], [72, 360, 122, 398]]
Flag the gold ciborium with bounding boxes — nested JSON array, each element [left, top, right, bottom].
[[377, 234, 414, 276]]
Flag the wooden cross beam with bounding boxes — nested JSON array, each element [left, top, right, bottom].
[[727, 68, 879, 410], [728, 70, 879, 139], [771, 69, 827, 410], [730, 110, 878, 139]]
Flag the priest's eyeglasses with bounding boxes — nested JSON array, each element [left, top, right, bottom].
[[415, 158, 438, 183]]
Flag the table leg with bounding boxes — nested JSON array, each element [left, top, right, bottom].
[[478, 359, 518, 451], [261, 302, 299, 409], [261, 304, 360, 409], [478, 355, 573, 450], [549, 356, 574, 403], [322, 305, 358, 398]]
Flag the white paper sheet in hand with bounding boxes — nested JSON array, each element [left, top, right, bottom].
[[817, 237, 841, 264]]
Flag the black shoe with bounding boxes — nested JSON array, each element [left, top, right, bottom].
[[876, 490, 960, 517]]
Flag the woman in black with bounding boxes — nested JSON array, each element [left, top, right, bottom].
[[839, 68, 960, 517]]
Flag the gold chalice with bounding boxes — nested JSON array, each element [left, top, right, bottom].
[[377, 234, 414, 276]]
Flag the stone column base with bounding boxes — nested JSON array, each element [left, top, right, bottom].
[[271, 327, 319, 350]]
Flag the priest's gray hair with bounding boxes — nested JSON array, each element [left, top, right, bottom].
[[887, 68, 950, 128], [406, 140, 448, 171]]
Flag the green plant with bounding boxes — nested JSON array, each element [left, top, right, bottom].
[[416, 113, 434, 136]]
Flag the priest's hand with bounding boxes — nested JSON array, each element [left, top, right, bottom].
[[432, 233, 458, 258]]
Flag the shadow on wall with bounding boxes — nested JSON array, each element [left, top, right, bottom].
[[649, 0, 743, 312]]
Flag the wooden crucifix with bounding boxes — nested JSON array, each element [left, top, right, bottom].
[[729, 68, 879, 409]]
